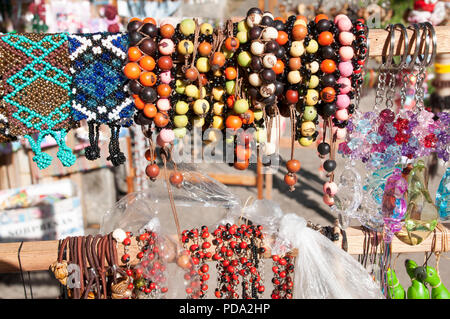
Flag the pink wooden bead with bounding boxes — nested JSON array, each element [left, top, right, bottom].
[[159, 128, 175, 143], [339, 46, 354, 61], [334, 14, 347, 24], [339, 32, 354, 46], [323, 182, 338, 196], [337, 77, 352, 94], [157, 98, 171, 111], [339, 61, 353, 77], [156, 134, 168, 147], [323, 194, 335, 206], [335, 109, 349, 121], [160, 70, 173, 84], [336, 128, 347, 139], [336, 94, 350, 109], [158, 39, 175, 55], [337, 17, 352, 32]]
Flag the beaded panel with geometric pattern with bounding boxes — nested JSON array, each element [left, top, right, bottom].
[[0, 33, 75, 169], [68, 32, 133, 166], [0, 33, 72, 136], [68, 32, 133, 124]]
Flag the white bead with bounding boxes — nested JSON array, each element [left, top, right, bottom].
[[250, 41, 265, 56], [261, 27, 278, 40], [112, 228, 127, 243], [262, 54, 277, 68], [249, 73, 262, 87]]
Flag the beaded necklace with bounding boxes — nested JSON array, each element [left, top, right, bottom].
[[0, 33, 76, 169], [68, 32, 134, 166]]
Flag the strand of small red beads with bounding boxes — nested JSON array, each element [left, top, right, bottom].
[[212, 223, 265, 299], [270, 254, 295, 299], [239, 224, 265, 299], [118, 229, 169, 299], [181, 226, 211, 298], [134, 230, 169, 298], [213, 224, 240, 299]]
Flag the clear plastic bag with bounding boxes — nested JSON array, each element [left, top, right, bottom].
[[100, 164, 241, 236], [100, 165, 241, 298], [276, 213, 384, 299]]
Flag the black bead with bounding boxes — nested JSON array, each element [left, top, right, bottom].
[[139, 87, 157, 103], [248, 87, 259, 99], [261, 69, 276, 83], [275, 46, 286, 59], [247, 7, 263, 16], [322, 74, 336, 87], [141, 23, 158, 37], [129, 31, 143, 46], [129, 80, 143, 95], [249, 27, 262, 40], [265, 40, 279, 53], [261, 16, 274, 27], [262, 94, 276, 106], [274, 81, 284, 96], [127, 20, 142, 32], [317, 19, 331, 32], [139, 38, 157, 55], [323, 159, 336, 172], [250, 56, 263, 72], [273, 19, 285, 31], [323, 103, 336, 116], [317, 142, 331, 155], [321, 46, 335, 59]]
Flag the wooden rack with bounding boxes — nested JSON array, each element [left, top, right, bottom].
[[1, 26, 450, 274]]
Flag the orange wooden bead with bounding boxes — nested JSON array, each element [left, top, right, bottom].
[[140, 72, 157, 87], [273, 59, 285, 75], [211, 52, 225, 67], [289, 57, 301, 70], [128, 47, 142, 62], [145, 149, 156, 161], [276, 31, 289, 46], [315, 14, 329, 23], [134, 95, 145, 110], [224, 37, 239, 52], [292, 24, 307, 41], [198, 41, 212, 57], [318, 31, 334, 46], [124, 62, 141, 80], [234, 160, 249, 170], [296, 15, 308, 24], [224, 67, 237, 80], [241, 110, 254, 125], [225, 115, 242, 130], [154, 112, 169, 127], [143, 103, 157, 118], [157, 84, 172, 98], [160, 24, 175, 38], [320, 59, 336, 74], [236, 145, 251, 161], [143, 17, 156, 25], [274, 17, 286, 23], [129, 17, 142, 22], [320, 87, 336, 103], [139, 56, 156, 71]]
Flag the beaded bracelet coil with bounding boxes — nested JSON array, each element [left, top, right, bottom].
[[68, 32, 134, 166], [0, 33, 75, 169]]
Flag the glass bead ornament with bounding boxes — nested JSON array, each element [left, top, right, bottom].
[[436, 167, 450, 221], [381, 168, 408, 243], [395, 160, 438, 246]]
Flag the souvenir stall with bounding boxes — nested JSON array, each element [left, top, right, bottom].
[[0, 0, 449, 300]]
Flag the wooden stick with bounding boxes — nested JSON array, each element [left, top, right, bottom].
[[1, 224, 448, 274]]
